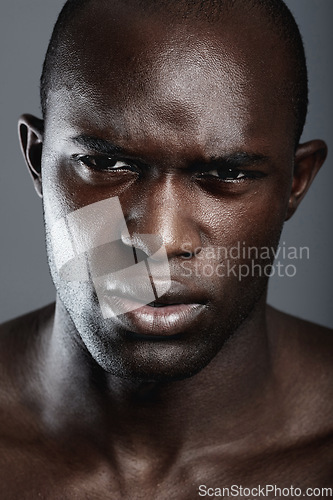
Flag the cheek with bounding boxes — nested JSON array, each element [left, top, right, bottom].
[[42, 157, 76, 229], [42, 157, 139, 229], [201, 188, 289, 248], [189, 182, 292, 293]]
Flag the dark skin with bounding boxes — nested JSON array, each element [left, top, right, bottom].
[[1, 2, 332, 498]]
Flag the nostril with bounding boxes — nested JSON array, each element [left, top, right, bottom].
[[180, 244, 202, 259], [121, 232, 166, 260]]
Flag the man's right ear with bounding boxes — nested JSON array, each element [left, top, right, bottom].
[[18, 114, 44, 198]]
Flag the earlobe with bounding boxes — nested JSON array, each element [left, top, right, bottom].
[[18, 114, 44, 198], [285, 139, 327, 220]]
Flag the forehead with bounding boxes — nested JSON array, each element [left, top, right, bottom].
[[46, 0, 295, 156]]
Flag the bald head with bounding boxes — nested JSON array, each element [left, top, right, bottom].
[[40, 0, 308, 144]]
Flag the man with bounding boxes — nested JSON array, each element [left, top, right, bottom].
[[0, 0, 332, 497]]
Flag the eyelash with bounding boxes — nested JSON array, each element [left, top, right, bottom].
[[198, 168, 259, 182], [72, 155, 138, 173], [72, 155, 261, 183]]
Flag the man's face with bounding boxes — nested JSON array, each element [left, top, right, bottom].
[[41, 3, 296, 380]]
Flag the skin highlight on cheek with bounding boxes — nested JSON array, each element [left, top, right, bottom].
[[49, 195, 171, 319]]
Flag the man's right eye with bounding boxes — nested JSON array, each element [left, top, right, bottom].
[[72, 155, 137, 172]]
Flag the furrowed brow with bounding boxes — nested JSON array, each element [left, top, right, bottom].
[[70, 135, 125, 155], [208, 152, 270, 168]]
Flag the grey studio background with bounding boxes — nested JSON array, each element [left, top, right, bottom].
[[0, 0, 332, 327]]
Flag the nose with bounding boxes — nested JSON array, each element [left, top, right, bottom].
[[121, 174, 202, 259]]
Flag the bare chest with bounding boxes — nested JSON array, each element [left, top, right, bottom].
[[1, 437, 332, 500]]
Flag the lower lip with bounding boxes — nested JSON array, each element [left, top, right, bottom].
[[113, 299, 205, 337]]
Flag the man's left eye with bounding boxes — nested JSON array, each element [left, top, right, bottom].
[[204, 168, 247, 181]]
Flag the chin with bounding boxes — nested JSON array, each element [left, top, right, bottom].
[[81, 328, 226, 383], [95, 355, 213, 383], [55, 268, 269, 383]]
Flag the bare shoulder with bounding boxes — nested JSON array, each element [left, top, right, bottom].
[[0, 303, 55, 396], [267, 305, 333, 359], [267, 305, 333, 430], [0, 305, 57, 491], [0, 303, 55, 348]]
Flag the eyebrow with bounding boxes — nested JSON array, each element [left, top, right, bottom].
[[70, 135, 125, 155], [204, 152, 270, 169]]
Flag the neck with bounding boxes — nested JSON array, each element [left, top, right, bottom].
[[39, 294, 274, 459]]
